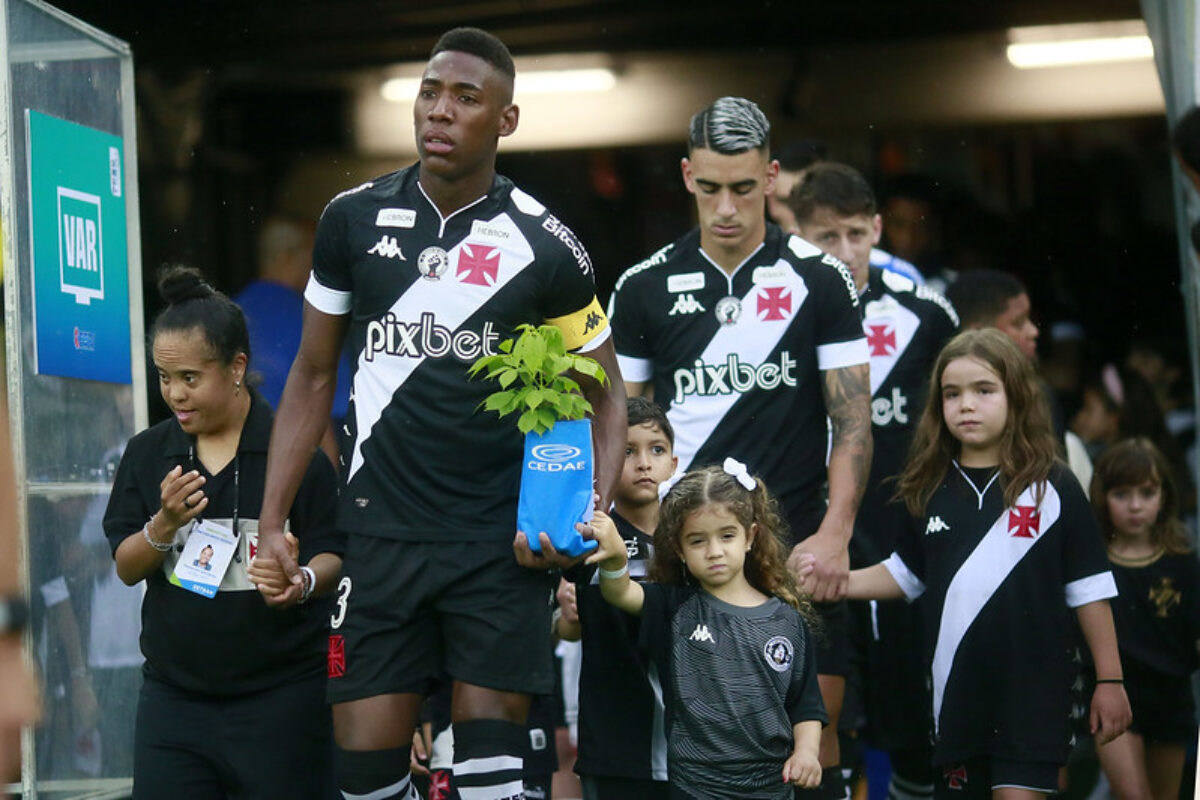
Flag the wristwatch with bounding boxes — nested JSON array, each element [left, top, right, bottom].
[[0, 596, 28, 635]]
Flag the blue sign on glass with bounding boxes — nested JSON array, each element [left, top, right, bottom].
[[26, 110, 131, 384]]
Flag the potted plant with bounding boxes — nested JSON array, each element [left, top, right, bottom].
[[469, 323, 607, 556]]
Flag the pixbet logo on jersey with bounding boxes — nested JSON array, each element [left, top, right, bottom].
[[364, 312, 500, 362], [528, 443, 586, 472], [871, 387, 909, 426], [672, 352, 797, 404]]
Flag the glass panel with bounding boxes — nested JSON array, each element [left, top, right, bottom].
[[4, 1, 142, 796]]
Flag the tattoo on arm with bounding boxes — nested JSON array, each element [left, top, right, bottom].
[[823, 363, 873, 504]]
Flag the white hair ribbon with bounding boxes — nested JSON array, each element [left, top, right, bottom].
[[657, 470, 684, 502], [722, 457, 756, 491]]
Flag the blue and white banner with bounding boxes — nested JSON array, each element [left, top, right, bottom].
[[26, 110, 131, 384]]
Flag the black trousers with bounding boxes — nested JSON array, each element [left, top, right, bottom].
[[133, 672, 336, 800]]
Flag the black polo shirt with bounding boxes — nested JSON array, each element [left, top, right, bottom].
[[103, 389, 343, 696]]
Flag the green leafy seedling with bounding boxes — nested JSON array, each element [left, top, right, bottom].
[[469, 323, 608, 435]]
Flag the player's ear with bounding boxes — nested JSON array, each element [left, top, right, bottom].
[[681, 157, 696, 195], [498, 103, 519, 138], [871, 213, 883, 247], [764, 158, 780, 197]]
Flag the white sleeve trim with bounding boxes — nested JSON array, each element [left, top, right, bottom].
[[573, 325, 612, 355], [883, 553, 926, 601], [616, 353, 653, 383], [1065, 571, 1118, 608], [303, 273, 351, 316], [817, 338, 869, 370]]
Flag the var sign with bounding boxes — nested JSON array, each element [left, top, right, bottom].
[[57, 187, 104, 304]]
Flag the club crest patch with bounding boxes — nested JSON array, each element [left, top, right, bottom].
[[417, 246, 449, 280], [714, 296, 742, 326], [763, 635, 793, 672]]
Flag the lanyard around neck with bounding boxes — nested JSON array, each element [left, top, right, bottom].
[[188, 444, 241, 552]]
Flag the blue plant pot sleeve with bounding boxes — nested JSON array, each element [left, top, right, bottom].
[[518, 418, 597, 557]]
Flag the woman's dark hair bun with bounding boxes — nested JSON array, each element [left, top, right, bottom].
[[157, 263, 215, 306]]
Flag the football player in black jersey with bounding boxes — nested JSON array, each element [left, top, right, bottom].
[[258, 27, 625, 800], [609, 97, 871, 800], [791, 163, 958, 800]]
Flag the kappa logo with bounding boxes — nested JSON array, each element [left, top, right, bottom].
[[925, 516, 950, 535], [669, 293, 706, 316], [367, 235, 406, 261], [583, 311, 604, 333], [688, 624, 715, 643]]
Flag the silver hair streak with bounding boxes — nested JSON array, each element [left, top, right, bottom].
[[687, 96, 770, 155]]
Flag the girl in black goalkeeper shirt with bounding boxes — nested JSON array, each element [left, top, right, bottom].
[[104, 265, 343, 799]]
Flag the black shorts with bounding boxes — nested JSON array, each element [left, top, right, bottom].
[[787, 498, 848, 678], [581, 776, 670, 800], [1125, 665, 1197, 744], [326, 535, 556, 702], [848, 596, 931, 749], [934, 757, 1059, 799]]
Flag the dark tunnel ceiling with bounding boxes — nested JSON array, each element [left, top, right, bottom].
[[48, 0, 1142, 80]]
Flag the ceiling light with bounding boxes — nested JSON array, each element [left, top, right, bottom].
[[381, 68, 616, 103], [1006, 19, 1153, 69]]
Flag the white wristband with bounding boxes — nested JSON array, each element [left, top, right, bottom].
[[599, 563, 629, 580], [298, 566, 316, 604]]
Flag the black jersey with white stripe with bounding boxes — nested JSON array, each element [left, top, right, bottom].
[[883, 463, 1116, 764], [853, 267, 958, 564], [305, 166, 609, 542], [639, 584, 827, 800], [573, 512, 667, 781], [609, 224, 867, 519]]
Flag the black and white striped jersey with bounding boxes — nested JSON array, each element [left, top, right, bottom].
[[305, 165, 609, 541], [853, 267, 958, 564], [639, 584, 827, 799], [883, 463, 1116, 765], [609, 224, 867, 519]]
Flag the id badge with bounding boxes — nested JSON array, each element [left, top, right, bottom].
[[170, 519, 237, 598]]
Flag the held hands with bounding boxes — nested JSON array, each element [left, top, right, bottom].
[[788, 526, 850, 602], [249, 532, 303, 608], [1090, 682, 1132, 745], [583, 511, 626, 571], [782, 749, 821, 788], [556, 577, 579, 625], [158, 465, 206, 530]]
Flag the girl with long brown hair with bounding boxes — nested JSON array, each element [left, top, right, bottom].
[[825, 329, 1130, 799], [1090, 438, 1199, 800], [587, 461, 825, 798]]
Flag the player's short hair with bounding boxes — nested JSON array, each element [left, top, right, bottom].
[[1172, 106, 1200, 173], [944, 268, 1027, 328], [775, 140, 828, 173], [789, 162, 877, 223], [430, 27, 515, 79], [627, 396, 674, 448], [687, 97, 770, 156]]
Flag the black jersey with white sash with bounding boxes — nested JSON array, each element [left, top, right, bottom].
[[609, 224, 867, 518], [305, 166, 609, 541], [883, 463, 1116, 764], [854, 267, 958, 563]]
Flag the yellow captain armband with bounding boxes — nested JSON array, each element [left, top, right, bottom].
[[546, 296, 609, 352]]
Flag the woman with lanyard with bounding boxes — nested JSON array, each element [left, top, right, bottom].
[[104, 264, 343, 799]]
